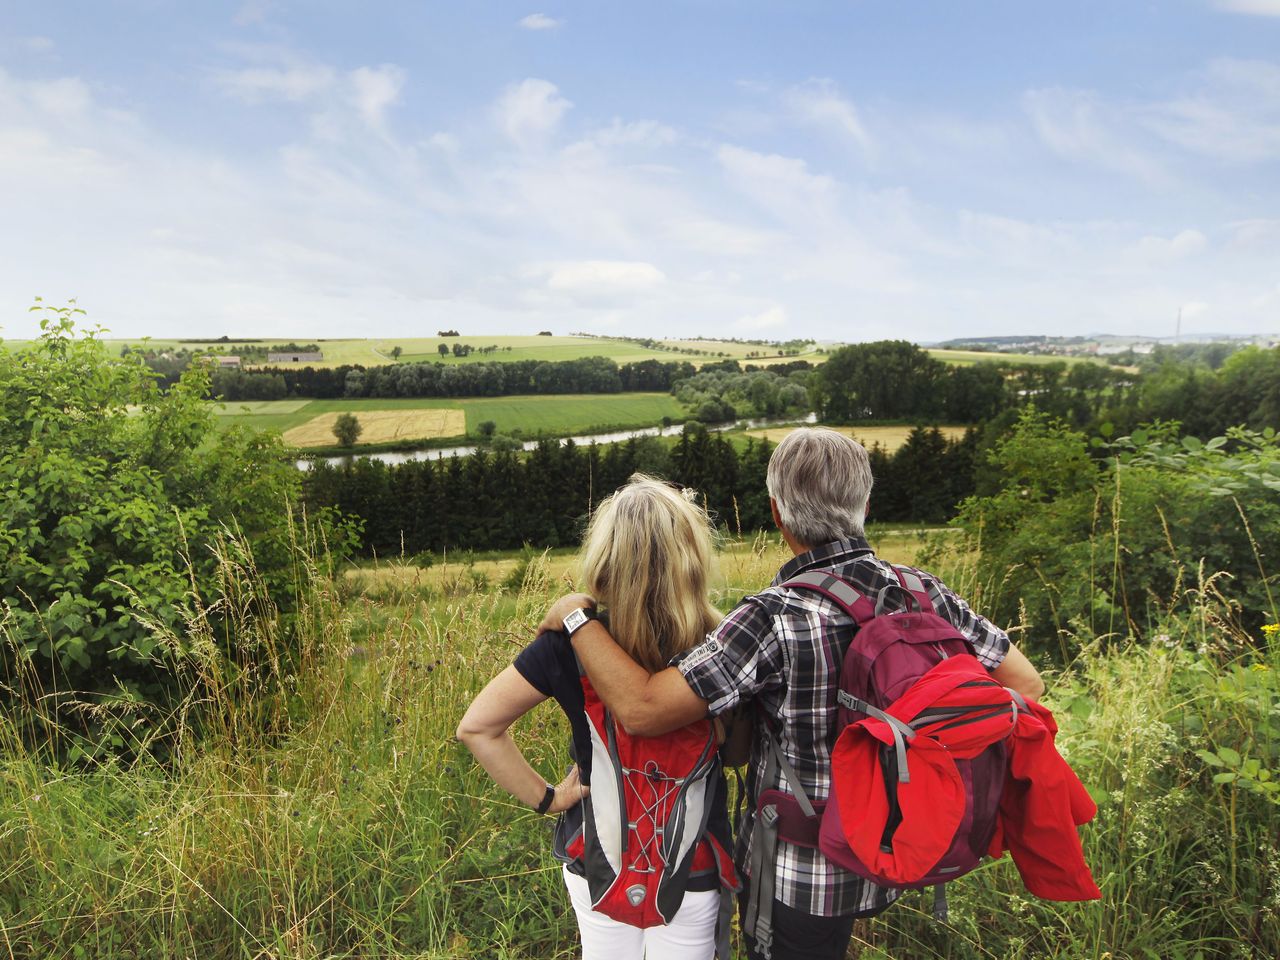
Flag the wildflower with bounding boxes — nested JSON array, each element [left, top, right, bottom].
[[1252, 663, 1271, 672], [1262, 623, 1279, 640]]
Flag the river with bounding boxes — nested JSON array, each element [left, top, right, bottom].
[[295, 412, 818, 470]]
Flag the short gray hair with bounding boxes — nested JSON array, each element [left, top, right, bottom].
[[766, 428, 874, 546]]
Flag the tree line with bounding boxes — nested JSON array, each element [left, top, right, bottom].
[[200, 356, 707, 401], [813, 339, 1280, 438], [300, 424, 979, 556]]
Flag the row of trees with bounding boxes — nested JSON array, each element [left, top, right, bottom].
[[300, 424, 980, 556], [813, 340, 1133, 426], [673, 368, 813, 422], [814, 340, 1280, 439], [204, 356, 706, 401]]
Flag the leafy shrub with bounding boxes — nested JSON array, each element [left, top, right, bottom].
[[938, 408, 1280, 658], [0, 303, 352, 755]]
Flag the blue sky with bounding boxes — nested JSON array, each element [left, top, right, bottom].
[[1, 1, 1278, 342]]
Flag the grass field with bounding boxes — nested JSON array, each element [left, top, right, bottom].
[[744, 424, 970, 449], [925, 348, 1097, 367], [6, 335, 1128, 374], [2, 335, 823, 369], [212, 393, 687, 446], [345, 526, 947, 603], [5, 524, 1269, 958], [283, 409, 467, 448]]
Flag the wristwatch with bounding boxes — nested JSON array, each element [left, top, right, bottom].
[[563, 606, 597, 637]]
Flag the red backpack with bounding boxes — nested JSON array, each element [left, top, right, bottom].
[[744, 566, 1019, 957], [557, 670, 739, 952]]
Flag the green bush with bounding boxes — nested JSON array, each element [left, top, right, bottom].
[[0, 302, 351, 756], [937, 409, 1280, 659]]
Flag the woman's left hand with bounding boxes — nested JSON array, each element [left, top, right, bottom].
[[547, 764, 590, 814]]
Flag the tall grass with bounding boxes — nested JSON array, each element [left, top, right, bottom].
[[0, 525, 1275, 958]]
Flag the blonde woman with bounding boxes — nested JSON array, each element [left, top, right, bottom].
[[457, 475, 731, 960]]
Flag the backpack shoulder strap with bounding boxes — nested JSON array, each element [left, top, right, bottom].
[[782, 568, 926, 620], [778, 571, 878, 623]]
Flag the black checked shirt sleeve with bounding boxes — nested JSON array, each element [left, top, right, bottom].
[[921, 574, 1010, 668], [673, 600, 784, 718]]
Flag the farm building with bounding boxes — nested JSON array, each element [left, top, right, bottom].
[[217, 356, 241, 367], [267, 351, 324, 364]]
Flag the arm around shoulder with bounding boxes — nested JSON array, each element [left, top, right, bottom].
[[570, 620, 709, 737]]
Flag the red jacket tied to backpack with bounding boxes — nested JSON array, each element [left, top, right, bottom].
[[824, 655, 1100, 901]]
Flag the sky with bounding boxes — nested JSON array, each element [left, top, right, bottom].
[[1, 1, 1279, 343]]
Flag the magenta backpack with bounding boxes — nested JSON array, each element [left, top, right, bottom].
[[743, 566, 1012, 959]]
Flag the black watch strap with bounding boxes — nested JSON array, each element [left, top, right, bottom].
[[564, 606, 597, 636], [535, 783, 556, 815]]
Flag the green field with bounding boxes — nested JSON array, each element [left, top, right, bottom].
[[5, 334, 1127, 373], [926, 348, 1100, 367], [3, 335, 822, 368], [212, 392, 687, 445]]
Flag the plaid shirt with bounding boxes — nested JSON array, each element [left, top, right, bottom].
[[674, 538, 1010, 917]]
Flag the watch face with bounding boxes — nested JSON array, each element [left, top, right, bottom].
[[564, 608, 588, 634]]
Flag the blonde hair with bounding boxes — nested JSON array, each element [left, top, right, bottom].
[[580, 475, 722, 673]]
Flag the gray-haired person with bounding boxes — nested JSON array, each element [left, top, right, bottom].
[[541, 428, 1044, 960]]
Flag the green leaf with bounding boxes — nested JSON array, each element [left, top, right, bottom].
[[1196, 749, 1225, 767], [1181, 435, 1202, 451], [1217, 746, 1242, 767], [1212, 772, 1238, 784]]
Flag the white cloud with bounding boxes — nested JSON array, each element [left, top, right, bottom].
[[20, 36, 55, 54], [349, 65, 405, 130], [783, 80, 872, 157], [494, 78, 571, 148], [717, 145, 836, 219], [519, 13, 562, 30], [1129, 228, 1209, 261], [1022, 87, 1169, 183], [28, 77, 92, 118], [544, 260, 666, 294], [1213, 0, 1280, 15], [234, 0, 275, 26], [213, 64, 335, 103], [586, 119, 676, 149], [1141, 58, 1280, 163], [736, 305, 787, 330]]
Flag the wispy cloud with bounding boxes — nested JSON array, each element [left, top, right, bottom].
[[213, 63, 335, 103], [494, 78, 571, 148], [349, 65, 405, 131], [1140, 58, 1280, 163], [736, 305, 787, 330], [20, 36, 55, 54], [519, 13, 562, 30], [1022, 87, 1170, 183], [1213, 0, 1280, 16], [783, 80, 873, 158]]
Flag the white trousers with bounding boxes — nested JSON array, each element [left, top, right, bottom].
[[562, 866, 721, 960]]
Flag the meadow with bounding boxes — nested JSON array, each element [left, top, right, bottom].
[[1, 525, 1273, 959], [1, 335, 820, 368], [743, 424, 970, 449], [212, 393, 687, 447], [3, 333, 1126, 372]]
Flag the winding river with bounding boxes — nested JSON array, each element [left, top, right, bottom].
[[296, 412, 818, 470]]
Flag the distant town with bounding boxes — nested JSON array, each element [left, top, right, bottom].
[[931, 332, 1280, 358]]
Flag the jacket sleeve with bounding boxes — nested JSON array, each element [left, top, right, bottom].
[[990, 700, 1102, 901]]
